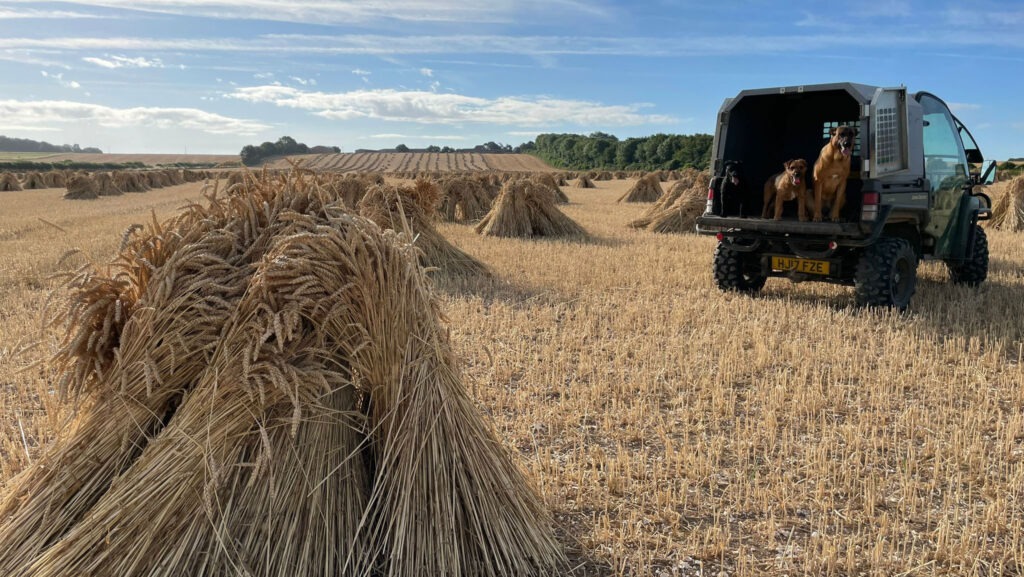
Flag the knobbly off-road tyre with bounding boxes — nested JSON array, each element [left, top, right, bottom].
[[946, 224, 988, 287], [854, 237, 917, 311], [713, 242, 767, 294]]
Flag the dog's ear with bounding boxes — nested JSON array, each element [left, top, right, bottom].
[[829, 126, 837, 136], [785, 159, 794, 168]]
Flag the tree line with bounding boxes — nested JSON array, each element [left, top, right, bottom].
[[0, 135, 102, 154], [240, 136, 340, 166], [517, 132, 713, 170]]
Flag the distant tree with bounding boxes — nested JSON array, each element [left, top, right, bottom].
[[240, 145, 260, 165], [240, 136, 337, 166], [441, 146, 455, 153], [521, 132, 713, 170], [395, 143, 410, 152], [426, 145, 441, 152]]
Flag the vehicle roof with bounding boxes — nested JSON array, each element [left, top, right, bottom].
[[730, 82, 888, 105]]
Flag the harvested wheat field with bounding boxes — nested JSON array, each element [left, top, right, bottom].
[[2, 177, 1024, 576], [265, 151, 557, 172]]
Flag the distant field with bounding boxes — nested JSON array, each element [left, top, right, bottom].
[[0, 152, 55, 161], [265, 152, 556, 172], [0, 153, 239, 166]]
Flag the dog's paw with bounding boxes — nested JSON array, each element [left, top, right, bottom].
[[812, 215, 822, 222], [798, 215, 808, 222]]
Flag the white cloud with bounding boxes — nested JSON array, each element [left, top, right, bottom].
[[0, 0, 611, 25], [507, 130, 540, 136], [948, 102, 981, 112], [429, 80, 440, 92], [229, 85, 676, 126], [0, 99, 271, 135], [0, 8, 103, 19], [5, 31, 1024, 57], [0, 124, 62, 132], [351, 68, 371, 76], [368, 133, 465, 140], [82, 54, 164, 68], [41, 70, 82, 89], [289, 76, 316, 86], [253, 72, 273, 79], [419, 67, 433, 77]]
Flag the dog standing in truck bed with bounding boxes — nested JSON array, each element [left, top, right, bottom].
[[812, 125, 857, 221], [762, 159, 808, 221]]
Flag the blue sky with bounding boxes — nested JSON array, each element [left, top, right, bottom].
[[0, 0, 1022, 158]]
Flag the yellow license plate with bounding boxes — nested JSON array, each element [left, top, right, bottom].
[[771, 256, 830, 275]]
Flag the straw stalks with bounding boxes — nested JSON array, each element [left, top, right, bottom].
[[476, 179, 587, 239], [618, 174, 663, 203], [989, 176, 1024, 231], [0, 170, 560, 576]]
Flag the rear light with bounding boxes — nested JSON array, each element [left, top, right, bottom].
[[707, 187, 714, 200], [828, 241, 838, 250], [716, 232, 724, 241], [861, 192, 880, 221]]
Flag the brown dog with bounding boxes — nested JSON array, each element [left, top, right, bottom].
[[812, 125, 856, 221], [762, 159, 808, 221]]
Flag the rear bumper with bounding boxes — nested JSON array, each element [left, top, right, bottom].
[[696, 215, 868, 237]]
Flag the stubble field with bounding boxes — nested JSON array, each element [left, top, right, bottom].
[[1, 177, 1023, 576]]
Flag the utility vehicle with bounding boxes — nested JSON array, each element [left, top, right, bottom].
[[696, 83, 995, 309]]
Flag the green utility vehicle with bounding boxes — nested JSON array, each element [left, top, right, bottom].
[[696, 83, 995, 309]]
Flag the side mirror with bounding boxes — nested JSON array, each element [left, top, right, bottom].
[[977, 160, 997, 185]]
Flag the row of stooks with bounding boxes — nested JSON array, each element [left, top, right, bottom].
[[0, 169, 214, 197], [0, 167, 690, 194]]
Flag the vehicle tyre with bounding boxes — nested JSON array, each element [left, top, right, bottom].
[[854, 237, 917, 310], [713, 242, 767, 294], [946, 224, 988, 287]]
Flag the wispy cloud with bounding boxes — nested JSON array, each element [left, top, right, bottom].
[[5, 30, 1024, 57], [0, 99, 271, 135], [948, 102, 981, 112], [0, 0, 611, 24], [0, 124, 62, 132], [41, 70, 81, 89], [83, 54, 164, 68], [351, 68, 371, 76], [289, 76, 316, 86], [229, 85, 676, 126], [0, 7, 104, 19], [419, 67, 433, 77]]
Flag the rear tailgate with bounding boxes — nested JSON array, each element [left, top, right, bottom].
[[696, 215, 868, 237]]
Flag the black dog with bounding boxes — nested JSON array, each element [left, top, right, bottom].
[[718, 160, 745, 216]]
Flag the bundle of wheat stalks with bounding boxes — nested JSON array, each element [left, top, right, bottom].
[[359, 178, 490, 277], [438, 174, 493, 221], [531, 173, 570, 204], [476, 178, 587, 239], [618, 174, 663, 203], [0, 171, 561, 576], [0, 171, 22, 191], [574, 174, 595, 189], [628, 169, 710, 233], [989, 175, 1024, 232], [19, 171, 49, 190]]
